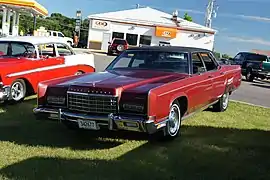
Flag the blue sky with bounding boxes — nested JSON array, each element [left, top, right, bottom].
[[38, 0, 270, 56]]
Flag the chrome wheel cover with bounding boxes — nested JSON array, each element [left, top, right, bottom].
[[167, 104, 181, 136], [222, 92, 229, 109], [75, 71, 83, 75], [11, 82, 24, 101]]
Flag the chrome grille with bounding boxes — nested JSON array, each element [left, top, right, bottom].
[[67, 92, 118, 114]]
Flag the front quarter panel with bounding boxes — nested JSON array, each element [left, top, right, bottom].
[[148, 79, 190, 122]]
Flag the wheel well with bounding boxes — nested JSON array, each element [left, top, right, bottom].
[[175, 96, 188, 117], [20, 78, 34, 96]]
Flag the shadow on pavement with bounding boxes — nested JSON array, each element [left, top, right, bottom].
[[252, 83, 270, 89], [0, 125, 270, 180]]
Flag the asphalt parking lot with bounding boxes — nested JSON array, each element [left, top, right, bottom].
[[74, 49, 270, 108]]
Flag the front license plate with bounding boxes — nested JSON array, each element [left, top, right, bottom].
[[78, 120, 98, 130]]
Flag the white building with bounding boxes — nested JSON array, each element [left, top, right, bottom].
[[87, 7, 217, 52]]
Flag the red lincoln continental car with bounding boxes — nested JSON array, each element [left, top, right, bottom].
[[33, 46, 242, 140], [0, 36, 95, 103]]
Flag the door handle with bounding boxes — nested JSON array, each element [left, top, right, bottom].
[[208, 75, 213, 78], [220, 72, 225, 75]]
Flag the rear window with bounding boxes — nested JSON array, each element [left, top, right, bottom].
[[246, 54, 267, 61], [113, 39, 126, 45]]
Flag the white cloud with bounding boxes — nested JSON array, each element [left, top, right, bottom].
[[237, 15, 270, 22], [176, 8, 270, 23], [177, 9, 205, 15], [227, 36, 270, 46]]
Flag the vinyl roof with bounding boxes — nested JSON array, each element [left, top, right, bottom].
[[127, 46, 212, 53]]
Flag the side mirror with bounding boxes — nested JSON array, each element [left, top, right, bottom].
[[108, 42, 111, 44], [218, 65, 222, 70]]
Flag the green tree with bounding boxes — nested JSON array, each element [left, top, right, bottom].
[[213, 51, 221, 59], [183, 12, 193, 22], [222, 54, 231, 59]]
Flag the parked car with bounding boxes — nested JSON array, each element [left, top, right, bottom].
[[217, 58, 232, 65], [107, 38, 128, 55], [230, 52, 270, 81], [0, 36, 95, 104], [33, 46, 241, 140], [47, 30, 74, 47]]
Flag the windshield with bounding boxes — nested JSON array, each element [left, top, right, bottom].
[[0, 42, 36, 58], [106, 50, 189, 73]]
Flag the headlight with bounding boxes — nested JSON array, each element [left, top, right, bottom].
[[46, 96, 66, 105], [123, 103, 144, 113]]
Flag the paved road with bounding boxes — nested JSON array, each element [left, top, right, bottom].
[[75, 49, 270, 108], [230, 80, 270, 108]]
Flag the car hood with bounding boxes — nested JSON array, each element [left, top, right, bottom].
[[56, 69, 189, 95]]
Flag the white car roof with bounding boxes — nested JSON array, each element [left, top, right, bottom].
[[0, 36, 69, 45]]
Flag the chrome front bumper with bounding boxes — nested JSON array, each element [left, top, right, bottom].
[[0, 83, 11, 103], [33, 107, 167, 134]]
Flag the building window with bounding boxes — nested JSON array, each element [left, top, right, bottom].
[[112, 32, 124, 39], [139, 35, 152, 45], [126, 33, 138, 46]]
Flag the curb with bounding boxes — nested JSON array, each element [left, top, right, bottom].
[[230, 100, 270, 109]]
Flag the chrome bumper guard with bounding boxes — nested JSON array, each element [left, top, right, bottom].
[[33, 107, 167, 134], [0, 83, 11, 103]]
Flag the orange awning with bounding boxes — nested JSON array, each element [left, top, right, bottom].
[[155, 26, 177, 38], [0, 0, 48, 16]]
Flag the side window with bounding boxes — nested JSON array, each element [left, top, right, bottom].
[[0, 42, 9, 56], [52, 32, 57, 37], [38, 43, 57, 58], [234, 53, 241, 60], [56, 43, 73, 56], [192, 53, 206, 74], [58, 32, 64, 37], [234, 53, 244, 64], [11, 42, 36, 58], [199, 52, 218, 71]]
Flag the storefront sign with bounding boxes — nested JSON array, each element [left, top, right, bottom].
[[92, 20, 111, 30], [155, 26, 177, 38]]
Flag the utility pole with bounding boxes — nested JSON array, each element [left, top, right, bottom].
[[205, 0, 218, 28]]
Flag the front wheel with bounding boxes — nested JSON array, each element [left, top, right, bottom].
[[161, 101, 182, 140], [212, 91, 229, 112], [75, 70, 85, 75], [246, 70, 254, 82], [10, 79, 26, 103]]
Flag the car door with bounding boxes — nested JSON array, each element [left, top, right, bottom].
[[234, 53, 246, 73], [36, 43, 65, 82], [199, 52, 226, 103], [188, 52, 213, 112]]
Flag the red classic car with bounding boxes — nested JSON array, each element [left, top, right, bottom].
[[33, 46, 241, 140], [0, 36, 95, 103]]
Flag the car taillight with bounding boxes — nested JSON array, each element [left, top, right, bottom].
[[260, 62, 263, 69]]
